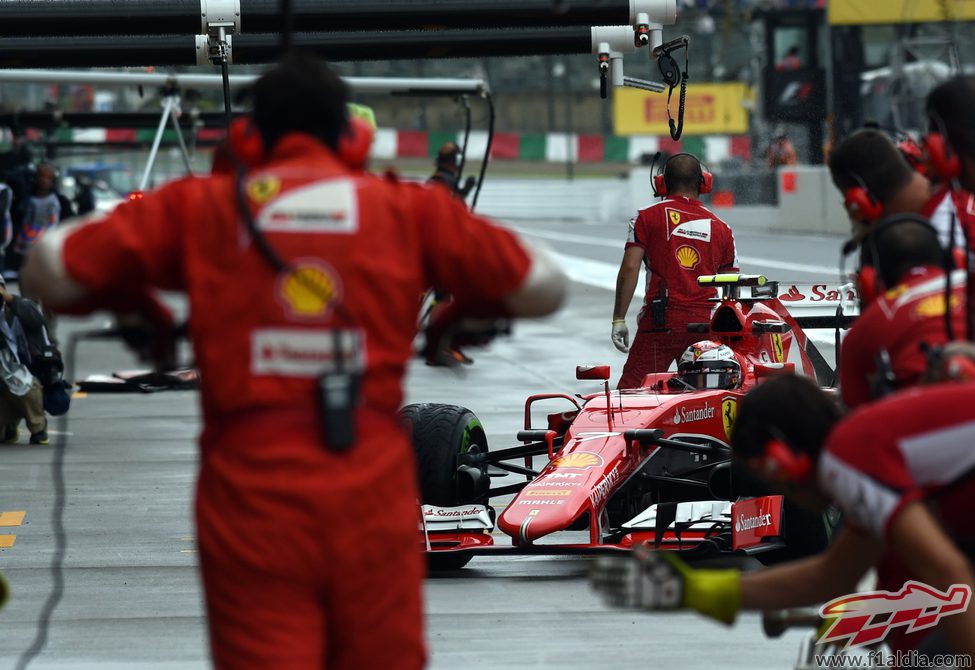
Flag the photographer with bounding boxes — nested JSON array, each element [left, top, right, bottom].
[[0, 276, 51, 445]]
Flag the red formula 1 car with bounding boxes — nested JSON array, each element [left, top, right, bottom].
[[404, 274, 846, 570]]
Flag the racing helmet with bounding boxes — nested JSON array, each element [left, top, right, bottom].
[[677, 341, 742, 390]]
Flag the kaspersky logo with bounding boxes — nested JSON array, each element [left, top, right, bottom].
[[818, 581, 971, 648]]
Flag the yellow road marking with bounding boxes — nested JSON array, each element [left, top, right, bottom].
[[0, 511, 25, 527], [0, 535, 16, 548], [72, 392, 88, 399]]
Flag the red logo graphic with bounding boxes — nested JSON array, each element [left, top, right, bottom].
[[779, 285, 806, 301], [818, 581, 971, 649]]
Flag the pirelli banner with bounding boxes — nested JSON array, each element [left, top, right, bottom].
[[828, 0, 975, 24], [613, 83, 752, 136]]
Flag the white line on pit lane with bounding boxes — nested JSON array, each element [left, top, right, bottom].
[[511, 225, 838, 275]]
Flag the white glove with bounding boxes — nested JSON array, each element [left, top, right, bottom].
[[590, 547, 741, 624], [590, 547, 684, 611], [611, 319, 629, 353]]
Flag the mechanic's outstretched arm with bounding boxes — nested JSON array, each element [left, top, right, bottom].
[[738, 527, 880, 610], [888, 501, 975, 655], [504, 242, 565, 317], [415, 184, 566, 319], [591, 526, 880, 624], [612, 247, 643, 353]]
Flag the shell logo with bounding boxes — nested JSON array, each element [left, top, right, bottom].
[[278, 262, 339, 318], [676, 245, 700, 270], [914, 294, 958, 319], [552, 452, 603, 470]]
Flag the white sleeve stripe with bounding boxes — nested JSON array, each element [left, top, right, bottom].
[[899, 419, 975, 486], [819, 451, 902, 539]]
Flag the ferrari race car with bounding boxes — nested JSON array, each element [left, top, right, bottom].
[[405, 274, 849, 570]]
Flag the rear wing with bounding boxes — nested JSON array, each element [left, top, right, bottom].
[[696, 275, 860, 387], [697, 275, 859, 328]]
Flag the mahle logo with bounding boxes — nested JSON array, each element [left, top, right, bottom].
[[818, 581, 971, 649]]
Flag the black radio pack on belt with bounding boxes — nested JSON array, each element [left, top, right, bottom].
[[649, 294, 669, 329]]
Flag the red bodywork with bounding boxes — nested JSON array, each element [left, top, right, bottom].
[[423, 288, 821, 559]]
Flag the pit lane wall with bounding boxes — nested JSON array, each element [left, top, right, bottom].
[[476, 166, 849, 238]]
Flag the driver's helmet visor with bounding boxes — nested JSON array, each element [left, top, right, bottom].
[[679, 365, 740, 390]]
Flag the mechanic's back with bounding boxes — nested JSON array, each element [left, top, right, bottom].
[[22, 53, 566, 670], [840, 215, 965, 407], [613, 153, 737, 388]]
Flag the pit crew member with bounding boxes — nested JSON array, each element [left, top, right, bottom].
[[828, 128, 967, 251], [927, 76, 975, 197], [840, 214, 965, 408], [428, 141, 476, 200], [591, 374, 975, 656], [22, 53, 567, 670], [927, 76, 975, 338], [612, 153, 737, 389]]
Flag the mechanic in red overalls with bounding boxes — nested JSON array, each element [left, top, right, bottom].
[[827, 128, 972, 252], [612, 153, 737, 389], [927, 76, 975, 338], [840, 214, 966, 408], [591, 374, 975, 657], [21, 54, 567, 670]]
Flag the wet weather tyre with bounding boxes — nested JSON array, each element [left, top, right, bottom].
[[401, 403, 489, 571]]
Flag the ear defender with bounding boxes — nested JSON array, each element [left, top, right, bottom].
[[897, 138, 927, 176], [337, 116, 375, 171], [653, 173, 668, 197], [228, 116, 266, 168], [653, 153, 712, 197], [856, 265, 878, 307], [925, 131, 962, 182], [843, 174, 884, 223], [699, 169, 713, 195], [752, 438, 813, 484]]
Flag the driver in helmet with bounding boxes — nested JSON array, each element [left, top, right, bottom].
[[673, 340, 742, 390]]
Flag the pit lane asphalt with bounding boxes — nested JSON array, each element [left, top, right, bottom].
[[0, 217, 842, 669]]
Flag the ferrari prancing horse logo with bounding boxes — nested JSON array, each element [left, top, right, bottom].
[[247, 174, 281, 204], [722, 397, 737, 441], [669, 210, 682, 226], [771, 333, 784, 363]]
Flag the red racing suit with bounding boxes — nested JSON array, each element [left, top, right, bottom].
[[840, 266, 965, 408], [54, 133, 532, 669], [820, 383, 975, 651], [618, 196, 737, 388]]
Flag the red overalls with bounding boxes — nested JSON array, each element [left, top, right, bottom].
[[839, 266, 966, 408], [56, 133, 532, 668], [618, 196, 738, 389], [821, 383, 975, 651]]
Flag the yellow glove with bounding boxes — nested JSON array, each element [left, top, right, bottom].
[[591, 548, 741, 625], [0, 570, 8, 610]]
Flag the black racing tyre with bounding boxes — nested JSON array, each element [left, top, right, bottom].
[[400, 403, 489, 571]]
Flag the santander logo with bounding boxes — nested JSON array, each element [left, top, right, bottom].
[[779, 285, 806, 301], [735, 513, 772, 532]]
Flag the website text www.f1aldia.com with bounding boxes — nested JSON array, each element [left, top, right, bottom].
[[815, 651, 972, 668]]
